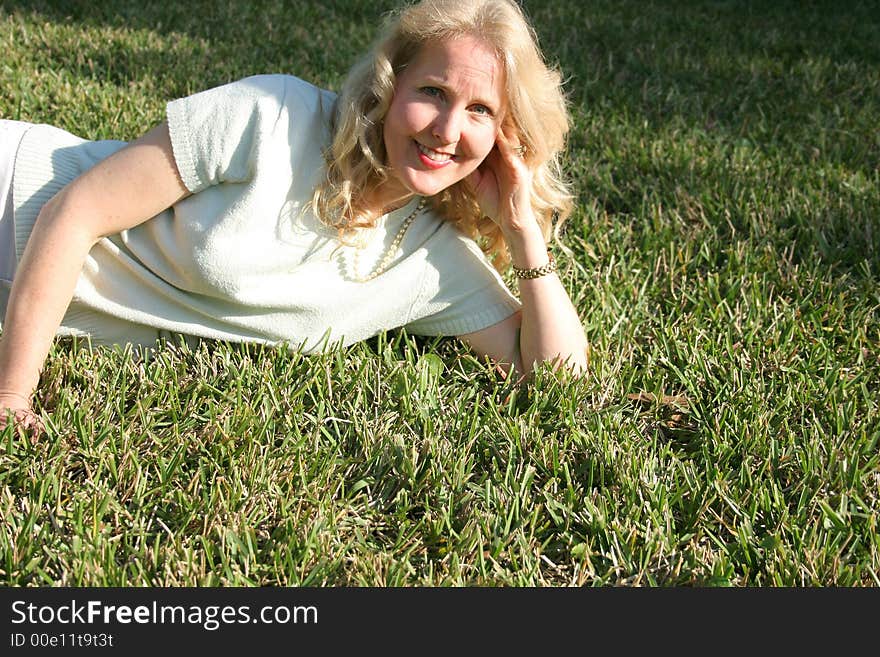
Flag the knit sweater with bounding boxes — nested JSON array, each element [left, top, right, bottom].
[[9, 74, 521, 352]]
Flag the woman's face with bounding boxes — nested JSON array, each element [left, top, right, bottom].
[[381, 35, 505, 202]]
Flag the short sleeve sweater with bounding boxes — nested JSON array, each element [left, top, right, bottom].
[[9, 74, 521, 351]]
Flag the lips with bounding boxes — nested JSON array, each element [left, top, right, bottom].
[[416, 141, 454, 169]]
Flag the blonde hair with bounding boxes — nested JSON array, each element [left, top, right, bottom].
[[312, 0, 573, 271]]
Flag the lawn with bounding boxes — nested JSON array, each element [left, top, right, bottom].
[[0, 0, 877, 586]]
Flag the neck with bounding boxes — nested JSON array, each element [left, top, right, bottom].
[[365, 180, 416, 217]]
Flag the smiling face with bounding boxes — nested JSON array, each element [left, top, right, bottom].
[[379, 34, 505, 206]]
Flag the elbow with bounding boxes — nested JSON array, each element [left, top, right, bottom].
[[34, 187, 102, 248], [522, 341, 589, 379], [534, 353, 588, 379], [563, 353, 589, 377]]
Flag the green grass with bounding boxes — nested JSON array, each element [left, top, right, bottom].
[[1, 0, 878, 586]]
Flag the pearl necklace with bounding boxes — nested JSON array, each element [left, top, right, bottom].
[[349, 198, 427, 282]]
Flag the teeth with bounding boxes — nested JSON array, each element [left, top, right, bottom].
[[417, 143, 452, 162]]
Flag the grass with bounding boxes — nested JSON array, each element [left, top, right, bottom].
[[0, 0, 878, 586]]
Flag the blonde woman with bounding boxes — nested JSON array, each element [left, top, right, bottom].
[[0, 0, 588, 432]]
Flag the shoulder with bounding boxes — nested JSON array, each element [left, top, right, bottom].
[[196, 74, 337, 109], [171, 74, 338, 131], [231, 73, 331, 95]]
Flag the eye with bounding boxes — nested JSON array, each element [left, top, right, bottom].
[[420, 86, 443, 99], [471, 104, 494, 117]]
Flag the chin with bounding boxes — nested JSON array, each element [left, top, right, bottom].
[[404, 170, 468, 198]]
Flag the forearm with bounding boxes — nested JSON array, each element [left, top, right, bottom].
[[505, 218, 588, 375], [0, 193, 96, 397]]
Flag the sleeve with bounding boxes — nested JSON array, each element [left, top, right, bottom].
[[405, 226, 522, 337], [165, 75, 294, 193]]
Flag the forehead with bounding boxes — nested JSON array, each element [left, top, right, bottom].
[[403, 35, 505, 103]]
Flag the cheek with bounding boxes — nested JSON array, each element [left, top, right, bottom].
[[470, 128, 498, 161], [389, 93, 427, 125], [384, 101, 423, 154], [383, 110, 406, 164], [399, 101, 433, 135]]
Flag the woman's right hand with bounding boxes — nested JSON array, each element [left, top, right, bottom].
[[0, 391, 44, 434]]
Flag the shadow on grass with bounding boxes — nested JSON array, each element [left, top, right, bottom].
[[6, 0, 877, 135], [535, 0, 879, 277], [0, 0, 400, 92]]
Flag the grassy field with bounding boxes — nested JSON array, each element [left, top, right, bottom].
[[0, 0, 877, 586]]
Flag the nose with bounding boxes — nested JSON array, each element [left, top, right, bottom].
[[431, 107, 462, 145]]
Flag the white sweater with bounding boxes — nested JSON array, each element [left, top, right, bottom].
[[9, 75, 520, 351]]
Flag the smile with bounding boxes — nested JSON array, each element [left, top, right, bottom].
[[416, 142, 454, 168]]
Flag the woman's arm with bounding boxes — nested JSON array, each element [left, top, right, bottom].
[[459, 127, 588, 377], [0, 122, 190, 430], [458, 228, 588, 378]]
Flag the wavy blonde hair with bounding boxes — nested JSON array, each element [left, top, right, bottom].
[[312, 0, 573, 271]]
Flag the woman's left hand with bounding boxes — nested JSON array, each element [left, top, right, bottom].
[[466, 125, 537, 235]]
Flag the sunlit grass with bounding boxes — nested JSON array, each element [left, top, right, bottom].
[[0, 0, 877, 586]]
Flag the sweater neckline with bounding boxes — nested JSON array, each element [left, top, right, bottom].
[[382, 195, 424, 223]]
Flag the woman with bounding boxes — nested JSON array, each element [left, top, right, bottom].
[[0, 0, 588, 432]]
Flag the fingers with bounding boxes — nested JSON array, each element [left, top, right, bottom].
[[496, 124, 528, 165], [21, 409, 45, 434], [0, 407, 46, 436]]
